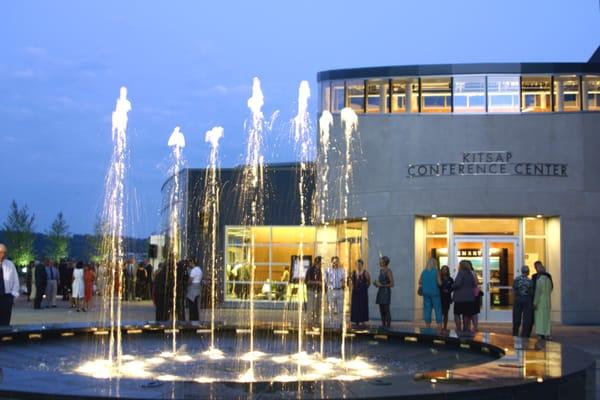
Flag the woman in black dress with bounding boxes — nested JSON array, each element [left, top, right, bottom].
[[350, 259, 370, 327], [439, 265, 454, 331]]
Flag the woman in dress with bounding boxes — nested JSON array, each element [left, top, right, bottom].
[[533, 264, 553, 340], [453, 260, 477, 334], [419, 257, 442, 329], [83, 263, 95, 311], [374, 256, 394, 329], [350, 259, 370, 327], [72, 261, 85, 312], [439, 265, 454, 331]]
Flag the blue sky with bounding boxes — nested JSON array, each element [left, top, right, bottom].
[[1, 0, 598, 236]]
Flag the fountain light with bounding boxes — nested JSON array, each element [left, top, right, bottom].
[[273, 374, 297, 382], [146, 357, 165, 365], [174, 354, 193, 362], [156, 374, 180, 381], [271, 355, 289, 364], [311, 361, 333, 374], [194, 376, 216, 383], [203, 347, 225, 360], [238, 369, 256, 383], [343, 357, 371, 370], [335, 374, 360, 381], [159, 351, 175, 358], [120, 361, 151, 378], [240, 351, 266, 361]]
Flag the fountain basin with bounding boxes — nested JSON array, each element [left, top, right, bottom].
[[0, 323, 594, 399]]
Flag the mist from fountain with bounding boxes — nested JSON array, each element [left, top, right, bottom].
[[203, 126, 224, 353], [167, 126, 186, 354], [340, 107, 359, 361]]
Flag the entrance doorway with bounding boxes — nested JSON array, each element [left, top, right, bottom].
[[453, 236, 519, 322]]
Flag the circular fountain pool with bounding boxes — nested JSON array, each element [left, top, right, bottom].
[[0, 323, 593, 399]]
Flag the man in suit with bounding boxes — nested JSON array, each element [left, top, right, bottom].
[[0, 244, 20, 326], [34, 260, 48, 309]]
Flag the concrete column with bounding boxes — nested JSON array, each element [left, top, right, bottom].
[[581, 79, 589, 110], [379, 82, 387, 113], [556, 80, 564, 112], [405, 82, 413, 113]]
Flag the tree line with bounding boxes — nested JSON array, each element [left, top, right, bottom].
[[1, 200, 148, 266]]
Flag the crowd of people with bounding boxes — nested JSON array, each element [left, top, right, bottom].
[[418, 257, 554, 339], [0, 240, 555, 340]]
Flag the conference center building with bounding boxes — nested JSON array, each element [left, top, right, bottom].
[[316, 47, 600, 324]]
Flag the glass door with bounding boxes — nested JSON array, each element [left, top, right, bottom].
[[453, 236, 518, 322]]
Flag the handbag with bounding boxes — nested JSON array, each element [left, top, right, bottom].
[[417, 286, 423, 296]]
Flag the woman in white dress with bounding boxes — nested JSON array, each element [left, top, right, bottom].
[[72, 261, 85, 311]]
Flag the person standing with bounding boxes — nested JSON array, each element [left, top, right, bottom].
[[72, 261, 85, 312], [350, 259, 370, 327], [0, 244, 20, 326], [84, 264, 96, 311], [526, 260, 554, 337], [144, 261, 154, 300], [325, 256, 345, 326], [419, 258, 442, 329], [26, 260, 34, 301], [124, 257, 136, 301], [135, 262, 147, 301], [512, 265, 533, 337], [453, 260, 477, 334], [533, 264, 553, 340], [305, 256, 323, 328], [469, 263, 483, 332], [58, 259, 69, 300], [439, 265, 454, 331], [374, 256, 394, 329], [45, 260, 59, 308], [153, 263, 171, 321], [34, 261, 48, 310], [186, 261, 203, 322]]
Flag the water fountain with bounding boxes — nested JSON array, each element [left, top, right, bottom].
[[0, 82, 585, 400]]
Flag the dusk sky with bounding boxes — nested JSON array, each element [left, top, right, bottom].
[[1, 1, 598, 237]]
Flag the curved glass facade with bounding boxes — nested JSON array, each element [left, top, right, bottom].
[[319, 74, 600, 114]]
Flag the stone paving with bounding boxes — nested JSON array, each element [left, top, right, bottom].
[[10, 297, 600, 399]]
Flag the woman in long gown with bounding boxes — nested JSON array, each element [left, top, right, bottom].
[[534, 268, 553, 339], [84, 264, 95, 311], [72, 262, 85, 312], [350, 259, 370, 327]]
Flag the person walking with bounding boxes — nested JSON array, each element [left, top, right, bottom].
[[186, 261, 203, 322], [44, 260, 59, 308], [34, 261, 48, 310], [350, 259, 370, 327], [419, 257, 442, 329], [533, 264, 553, 340], [0, 244, 20, 326], [72, 261, 85, 312], [325, 256, 345, 326], [305, 256, 323, 328], [58, 259, 69, 300], [512, 265, 533, 337], [453, 260, 477, 334], [439, 265, 454, 331], [374, 256, 394, 329], [84, 263, 96, 311]]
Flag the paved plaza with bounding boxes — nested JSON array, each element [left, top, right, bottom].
[[9, 296, 600, 398]]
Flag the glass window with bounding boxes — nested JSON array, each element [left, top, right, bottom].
[[453, 218, 520, 235], [331, 81, 345, 112], [521, 76, 552, 112], [345, 80, 365, 113], [453, 76, 486, 113], [391, 78, 419, 113], [426, 217, 447, 235], [426, 237, 449, 267], [524, 218, 545, 236], [487, 75, 520, 113], [553, 75, 580, 112], [366, 79, 389, 113], [524, 238, 546, 266], [420, 78, 452, 113], [583, 75, 600, 111], [320, 81, 331, 112]]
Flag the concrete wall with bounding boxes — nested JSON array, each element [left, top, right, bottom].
[[320, 112, 600, 324]]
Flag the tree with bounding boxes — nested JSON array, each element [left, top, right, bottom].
[[87, 216, 107, 262], [47, 212, 70, 260], [2, 200, 36, 266]]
